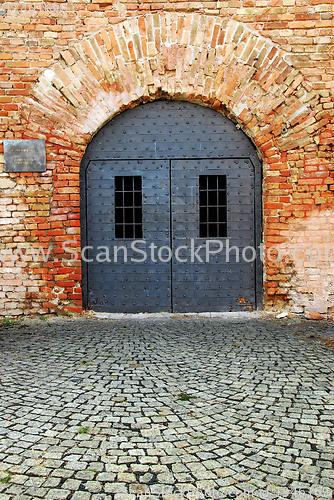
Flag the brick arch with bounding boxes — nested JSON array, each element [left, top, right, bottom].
[[20, 13, 331, 314], [24, 12, 314, 159]]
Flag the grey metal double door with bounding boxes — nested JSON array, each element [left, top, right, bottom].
[[85, 157, 257, 313]]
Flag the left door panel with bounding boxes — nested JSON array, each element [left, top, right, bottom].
[[84, 160, 172, 313]]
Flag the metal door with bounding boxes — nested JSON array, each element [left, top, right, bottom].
[[171, 159, 256, 312], [80, 100, 262, 313], [85, 160, 171, 313]]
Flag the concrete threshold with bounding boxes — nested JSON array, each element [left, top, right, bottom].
[[88, 311, 267, 320]]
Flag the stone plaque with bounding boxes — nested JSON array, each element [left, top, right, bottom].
[[4, 139, 46, 172]]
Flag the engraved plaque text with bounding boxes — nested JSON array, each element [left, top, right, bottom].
[[4, 139, 46, 172]]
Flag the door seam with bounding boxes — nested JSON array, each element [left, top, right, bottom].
[[169, 159, 173, 313]]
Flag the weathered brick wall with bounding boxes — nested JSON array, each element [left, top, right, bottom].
[[0, 2, 333, 316]]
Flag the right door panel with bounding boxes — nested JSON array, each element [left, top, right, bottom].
[[171, 159, 257, 312]]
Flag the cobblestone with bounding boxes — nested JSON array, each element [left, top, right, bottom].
[[0, 316, 333, 499]]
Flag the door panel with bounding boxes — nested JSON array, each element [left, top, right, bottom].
[[171, 159, 256, 312], [86, 159, 172, 313]]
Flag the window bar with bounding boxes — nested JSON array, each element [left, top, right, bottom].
[[115, 175, 143, 239], [199, 175, 227, 238]]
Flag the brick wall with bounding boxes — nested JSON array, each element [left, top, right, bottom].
[[0, 2, 333, 316]]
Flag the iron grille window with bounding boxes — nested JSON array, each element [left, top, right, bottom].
[[199, 175, 227, 238], [115, 176, 143, 239]]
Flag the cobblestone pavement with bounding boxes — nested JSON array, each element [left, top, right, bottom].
[[0, 315, 333, 500]]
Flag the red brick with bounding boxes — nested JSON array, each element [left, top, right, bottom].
[[0, 11, 333, 317]]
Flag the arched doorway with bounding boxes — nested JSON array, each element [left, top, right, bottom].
[[80, 100, 262, 313]]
